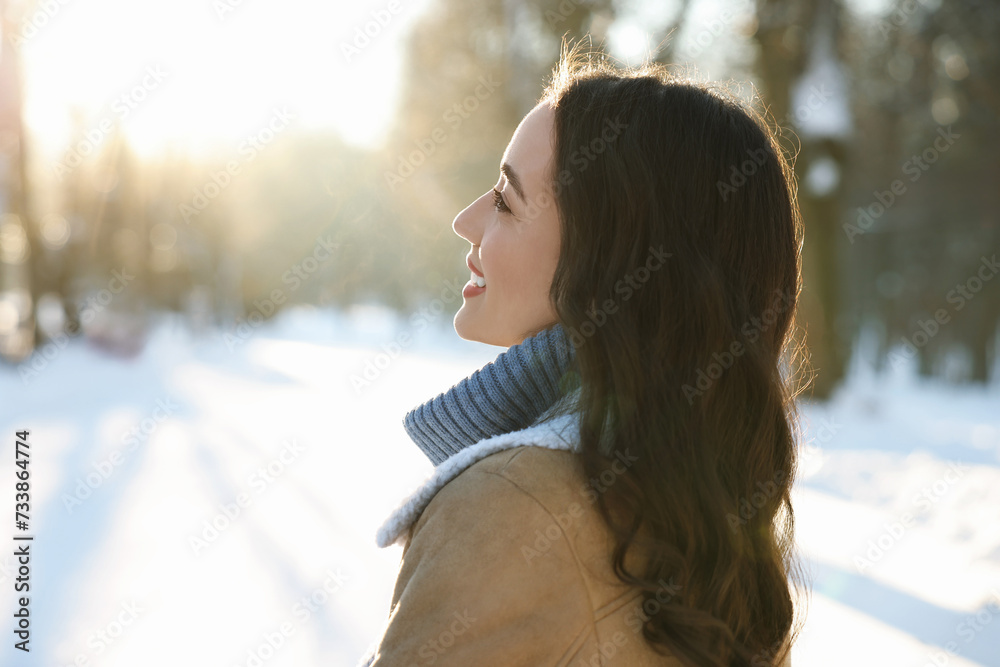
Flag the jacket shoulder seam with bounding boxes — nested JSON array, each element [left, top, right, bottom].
[[493, 444, 532, 475]]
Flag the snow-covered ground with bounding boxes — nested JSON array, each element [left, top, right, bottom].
[[0, 305, 997, 667]]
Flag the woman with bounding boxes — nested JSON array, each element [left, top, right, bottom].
[[362, 41, 808, 667]]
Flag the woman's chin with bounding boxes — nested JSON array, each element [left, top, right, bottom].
[[452, 309, 479, 342], [454, 310, 503, 347]]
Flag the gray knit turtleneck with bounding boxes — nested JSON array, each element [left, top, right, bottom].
[[402, 323, 579, 466]]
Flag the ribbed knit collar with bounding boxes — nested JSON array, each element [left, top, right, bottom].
[[403, 323, 579, 466]]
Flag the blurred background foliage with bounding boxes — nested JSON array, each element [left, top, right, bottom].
[[0, 0, 998, 398]]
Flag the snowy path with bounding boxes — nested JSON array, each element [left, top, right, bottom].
[[0, 307, 997, 666]]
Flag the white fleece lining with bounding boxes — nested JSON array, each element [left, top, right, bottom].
[[375, 412, 581, 548]]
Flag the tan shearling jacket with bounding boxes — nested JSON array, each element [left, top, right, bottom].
[[363, 413, 791, 666]]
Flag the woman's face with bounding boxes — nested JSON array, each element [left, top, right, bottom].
[[452, 102, 561, 348]]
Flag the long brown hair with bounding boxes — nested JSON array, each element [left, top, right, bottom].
[[539, 42, 810, 666]]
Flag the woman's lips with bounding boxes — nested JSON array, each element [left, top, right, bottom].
[[465, 255, 485, 297], [463, 280, 485, 298]]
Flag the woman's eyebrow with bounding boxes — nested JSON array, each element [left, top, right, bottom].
[[500, 162, 526, 204]]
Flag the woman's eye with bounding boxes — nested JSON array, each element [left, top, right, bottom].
[[492, 188, 511, 214]]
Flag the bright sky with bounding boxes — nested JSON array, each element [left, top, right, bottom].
[[14, 0, 432, 159]]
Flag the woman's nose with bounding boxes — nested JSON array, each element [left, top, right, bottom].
[[452, 192, 487, 246]]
